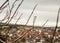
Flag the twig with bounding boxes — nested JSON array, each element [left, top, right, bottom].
[[25, 4, 38, 25], [51, 8, 60, 43], [6, 0, 24, 24], [15, 13, 23, 24], [0, 0, 8, 9]]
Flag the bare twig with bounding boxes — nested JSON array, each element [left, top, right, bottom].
[[0, 0, 17, 13], [1, 3, 8, 10], [25, 4, 38, 25], [10, 0, 18, 13], [15, 13, 23, 24], [41, 20, 48, 28], [0, 10, 9, 23], [6, 0, 24, 24], [0, 0, 8, 9], [51, 8, 60, 43]]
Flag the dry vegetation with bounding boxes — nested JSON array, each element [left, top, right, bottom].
[[0, 0, 60, 43]]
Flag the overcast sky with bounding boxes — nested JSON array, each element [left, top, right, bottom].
[[0, 0, 60, 27]]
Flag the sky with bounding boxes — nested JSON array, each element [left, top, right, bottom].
[[0, 0, 60, 27]]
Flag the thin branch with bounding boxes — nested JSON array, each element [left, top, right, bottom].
[[0, 10, 9, 23], [0, 0, 17, 13], [51, 8, 60, 43], [10, 0, 18, 13], [1, 3, 8, 10], [42, 20, 48, 27], [6, 0, 24, 24], [0, 3, 8, 13], [25, 4, 38, 25], [15, 13, 23, 24], [0, 0, 8, 9]]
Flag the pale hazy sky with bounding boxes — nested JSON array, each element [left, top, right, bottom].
[[0, 0, 60, 27]]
